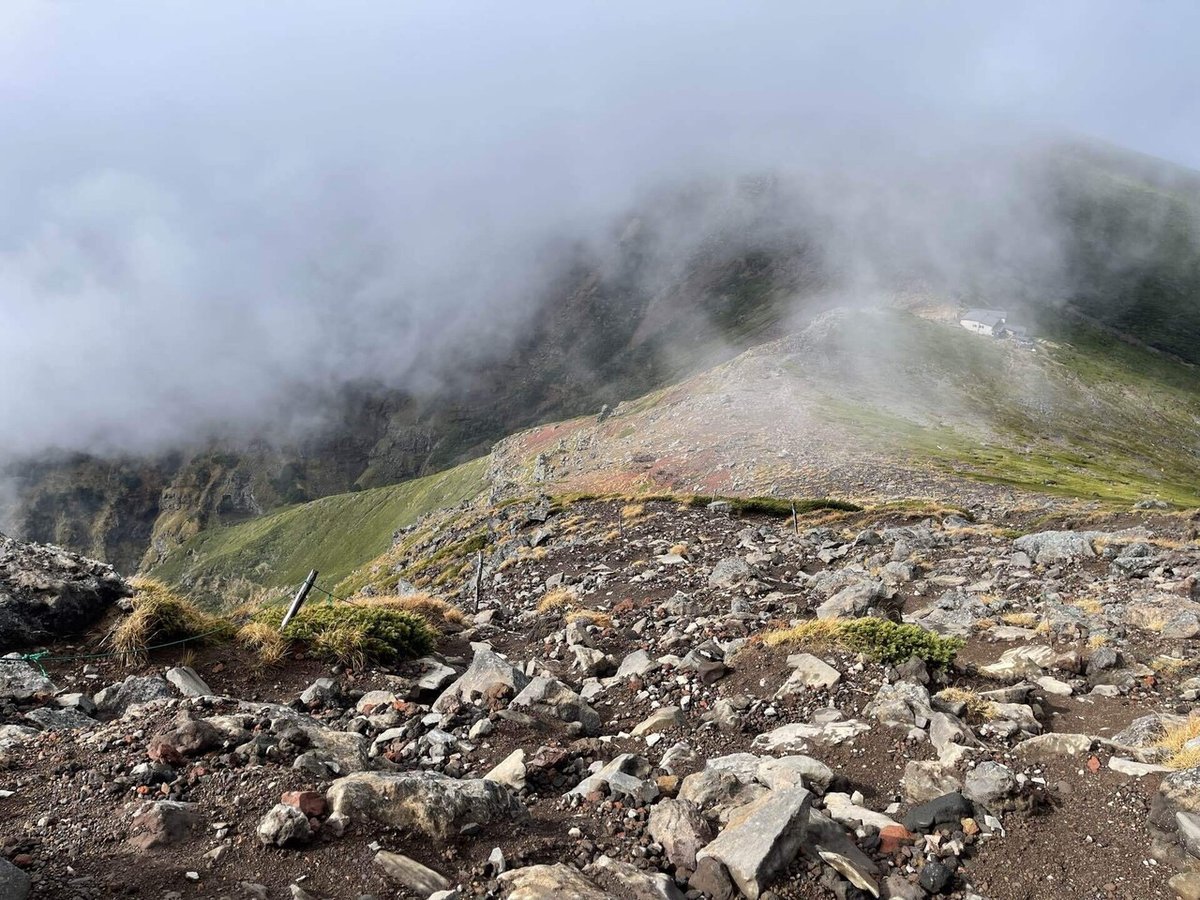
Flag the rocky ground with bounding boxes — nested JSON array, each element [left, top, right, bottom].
[[6, 497, 1200, 900]]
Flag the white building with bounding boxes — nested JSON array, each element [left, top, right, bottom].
[[960, 308, 1008, 336]]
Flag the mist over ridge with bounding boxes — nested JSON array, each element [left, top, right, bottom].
[[2, 2, 1200, 461]]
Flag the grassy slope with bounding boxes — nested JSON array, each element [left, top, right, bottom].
[[151, 457, 487, 598], [816, 312, 1200, 506]]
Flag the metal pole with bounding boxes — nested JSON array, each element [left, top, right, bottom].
[[281, 569, 318, 632], [473, 551, 484, 613]]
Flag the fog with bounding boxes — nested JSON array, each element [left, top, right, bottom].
[[1, 1, 1198, 457]]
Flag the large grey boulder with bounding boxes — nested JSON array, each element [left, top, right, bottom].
[[256, 803, 311, 847], [709, 558, 754, 588], [1012, 530, 1103, 565], [648, 798, 713, 870], [510, 676, 601, 735], [498, 864, 609, 900], [0, 533, 130, 647], [0, 656, 57, 701], [0, 857, 31, 900], [95, 675, 174, 715], [326, 771, 526, 838], [816, 579, 887, 620], [593, 855, 685, 900], [696, 786, 813, 900], [434, 646, 529, 712]]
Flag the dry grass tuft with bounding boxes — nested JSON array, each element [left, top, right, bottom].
[[537, 588, 577, 615], [621, 503, 645, 521], [1000, 612, 1038, 627], [763, 619, 844, 650], [1088, 633, 1112, 648], [938, 687, 998, 721], [565, 609, 612, 628], [237, 621, 289, 666], [668, 542, 689, 557], [1072, 597, 1104, 616], [1158, 715, 1200, 768], [109, 577, 233, 662], [356, 593, 467, 629]]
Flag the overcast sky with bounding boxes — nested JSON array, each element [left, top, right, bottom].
[[1, 1, 1198, 456]]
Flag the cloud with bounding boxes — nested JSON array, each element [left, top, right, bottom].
[[1, 1, 1198, 457]]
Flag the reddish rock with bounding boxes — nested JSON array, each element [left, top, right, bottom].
[[879, 823, 916, 854], [147, 738, 185, 766], [282, 790, 327, 817]]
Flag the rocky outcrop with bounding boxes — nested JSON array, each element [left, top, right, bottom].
[[0, 533, 130, 646]]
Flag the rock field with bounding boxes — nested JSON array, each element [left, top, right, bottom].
[[5, 496, 1200, 900]]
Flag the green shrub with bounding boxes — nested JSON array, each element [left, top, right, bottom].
[[838, 618, 963, 668], [254, 602, 437, 669]]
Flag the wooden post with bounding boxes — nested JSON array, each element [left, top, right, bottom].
[[473, 551, 484, 613], [791, 501, 799, 535], [281, 569, 318, 632]]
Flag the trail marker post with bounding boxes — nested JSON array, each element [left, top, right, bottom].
[[281, 569, 318, 632]]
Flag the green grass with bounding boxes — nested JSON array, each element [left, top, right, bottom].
[[683, 495, 862, 517], [812, 311, 1200, 508], [151, 458, 487, 602], [252, 600, 437, 669]]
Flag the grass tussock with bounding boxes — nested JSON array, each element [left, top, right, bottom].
[[1000, 611, 1039, 628], [1157, 715, 1200, 768], [763, 619, 845, 650], [565, 609, 612, 628], [109, 577, 234, 661], [237, 621, 289, 666], [537, 588, 577, 615], [621, 503, 646, 521], [762, 617, 964, 668], [668, 542, 689, 557], [937, 687, 999, 722]]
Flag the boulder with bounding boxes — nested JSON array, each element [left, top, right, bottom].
[[129, 800, 203, 850], [1013, 530, 1104, 565], [165, 666, 213, 697], [256, 803, 311, 847], [498, 864, 609, 900], [0, 657, 56, 701], [95, 675, 173, 715], [632, 706, 685, 736], [326, 771, 525, 838], [435, 646, 529, 712], [23, 707, 94, 731], [593, 855, 685, 900], [0, 534, 130, 646], [374, 850, 451, 896], [0, 857, 31, 900], [709, 558, 753, 588], [1014, 732, 1094, 758], [697, 786, 813, 900], [485, 749, 527, 790], [753, 715, 870, 751], [648, 798, 713, 870], [776, 654, 841, 697], [903, 760, 962, 804]]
